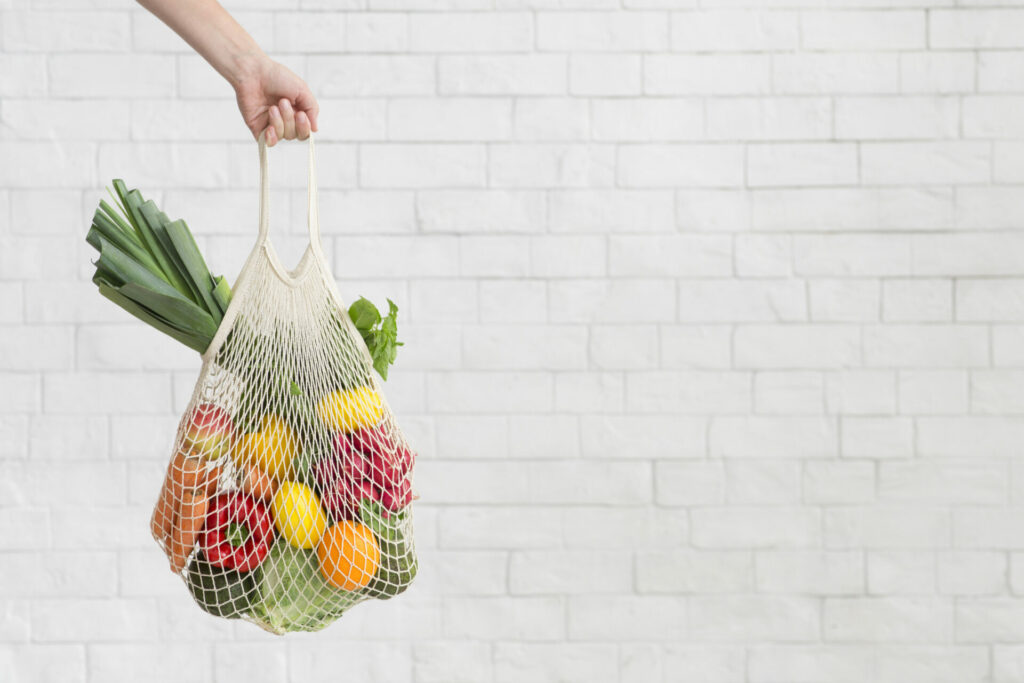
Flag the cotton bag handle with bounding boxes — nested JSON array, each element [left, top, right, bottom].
[[256, 131, 321, 248]]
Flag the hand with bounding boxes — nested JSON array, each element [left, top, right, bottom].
[[234, 56, 319, 146]]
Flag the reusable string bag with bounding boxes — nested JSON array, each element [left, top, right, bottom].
[[150, 134, 417, 634]]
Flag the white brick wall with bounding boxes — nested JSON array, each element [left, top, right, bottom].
[[3, 1, 1024, 681]]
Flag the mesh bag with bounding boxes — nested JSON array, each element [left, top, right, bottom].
[[150, 135, 417, 634]]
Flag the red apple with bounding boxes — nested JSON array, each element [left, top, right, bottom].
[[182, 403, 234, 461]]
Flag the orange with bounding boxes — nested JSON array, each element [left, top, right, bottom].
[[317, 521, 380, 591]]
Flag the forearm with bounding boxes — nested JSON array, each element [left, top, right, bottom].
[[136, 0, 264, 86]]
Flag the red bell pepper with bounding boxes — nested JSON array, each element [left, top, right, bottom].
[[200, 492, 273, 572]]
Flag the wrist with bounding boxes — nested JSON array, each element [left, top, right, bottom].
[[225, 48, 268, 89]]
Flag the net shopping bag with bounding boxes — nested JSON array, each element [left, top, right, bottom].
[[150, 135, 417, 634]]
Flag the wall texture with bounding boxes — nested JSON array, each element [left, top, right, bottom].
[[3, 0, 1024, 681]]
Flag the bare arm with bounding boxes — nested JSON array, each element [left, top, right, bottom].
[[137, 0, 318, 145]]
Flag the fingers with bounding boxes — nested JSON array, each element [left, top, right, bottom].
[[294, 89, 320, 133], [295, 111, 312, 140], [278, 98, 297, 140], [268, 105, 285, 146], [264, 96, 317, 146]]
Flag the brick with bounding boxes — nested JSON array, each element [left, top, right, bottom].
[[639, 550, 751, 593], [538, 12, 667, 51], [50, 55, 174, 97], [619, 144, 745, 187], [825, 370, 896, 415], [964, 96, 1024, 138], [706, 97, 832, 141], [755, 372, 823, 414], [809, 280, 879, 322], [414, 642, 492, 683], [335, 236, 459, 277], [460, 236, 531, 277], [655, 461, 725, 505], [478, 280, 545, 323], [514, 98, 589, 140], [692, 507, 820, 549], [462, 325, 587, 370], [863, 325, 988, 368], [569, 596, 685, 641], [361, 145, 485, 188], [627, 371, 750, 414], [417, 190, 544, 233], [899, 371, 967, 415], [980, 52, 1024, 93], [410, 13, 532, 52], [748, 143, 859, 188], [307, 56, 435, 96], [939, 552, 1007, 596], [735, 325, 861, 369], [880, 460, 1008, 504], [691, 596, 819, 642], [862, 142, 990, 185], [678, 189, 752, 231], [671, 10, 799, 51], [825, 507, 950, 549], [824, 598, 952, 642], [548, 279, 676, 323], [490, 145, 615, 188], [445, 597, 564, 640], [347, 13, 407, 52], [774, 53, 899, 94], [801, 10, 926, 50], [679, 279, 805, 322], [592, 98, 702, 142], [756, 551, 864, 595], [389, 99, 512, 141], [510, 550, 632, 594], [931, 9, 1024, 48], [883, 279, 952, 322], [590, 325, 658, 369], [580, 414, 704, 459], [841, 417, 914, 458], [901, 52, 975, 94], [550, 190, 674, 232], [611, 236, 732, 276], [836, 96, 958, 139], [555, 372, 624, 413], [645, 54, 771, 94], [441, 55, 567, 95], [569, 54, 641, 95]]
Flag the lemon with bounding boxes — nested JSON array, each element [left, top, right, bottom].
[[272, 481, 327, 549], [315, 386, 384, 434], [233, 414, 298, 482]]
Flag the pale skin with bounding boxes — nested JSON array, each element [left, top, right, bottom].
[[137, 0, 319, 146]]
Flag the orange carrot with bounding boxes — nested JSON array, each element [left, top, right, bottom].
[[169, 489, 209, 573]]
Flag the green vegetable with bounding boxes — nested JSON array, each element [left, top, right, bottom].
[[250, 542, 360, 633], [348, 297, 403, 380], [86, 181, 403, 380], [360, 500, 417, 600], [85, 181, 230, 354], [186, 554, 259, 619]]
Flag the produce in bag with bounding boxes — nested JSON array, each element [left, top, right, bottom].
[[85, 135, 417, 633]]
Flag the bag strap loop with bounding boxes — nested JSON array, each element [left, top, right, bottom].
[[257, 131, 321, 249]]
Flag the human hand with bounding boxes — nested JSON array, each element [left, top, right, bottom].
[[234, 56, 319, 146]]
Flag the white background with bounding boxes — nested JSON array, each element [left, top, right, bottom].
[[3, 0, 1024, 681]]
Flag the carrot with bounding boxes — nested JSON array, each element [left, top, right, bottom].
[[150, 469, 175, 552], [241, 462, 277, 501], [169, 489, 209, 573]]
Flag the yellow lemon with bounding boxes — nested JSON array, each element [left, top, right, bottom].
[[233, 414, 298, 482], [271, 481, 327, 549], [316, 386, 384, 434]]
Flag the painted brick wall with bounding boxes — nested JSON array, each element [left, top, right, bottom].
[[2, 1, 1024, 681]]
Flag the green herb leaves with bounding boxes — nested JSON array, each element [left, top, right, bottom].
[[348, 297, 403, 381]]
